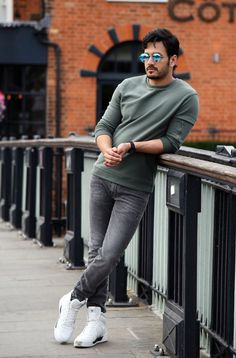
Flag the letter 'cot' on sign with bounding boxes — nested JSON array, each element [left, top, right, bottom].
[[168, 0, 236, 23]]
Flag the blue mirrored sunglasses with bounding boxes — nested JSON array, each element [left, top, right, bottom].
[[139, 53, 166, 63]]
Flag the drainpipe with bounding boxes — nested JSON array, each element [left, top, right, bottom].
[[42, 39, 61, 138], [37, 14, 62, 138], [41, 0, 46, 18], [37, 21, 63, 236], [40, 38, 63, 236], [37, 13, 63, 234]]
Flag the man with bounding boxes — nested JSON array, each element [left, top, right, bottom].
[[54, 28, 199, 348]]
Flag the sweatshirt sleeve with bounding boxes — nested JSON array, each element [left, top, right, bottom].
[[95, 84, 122, 140], [160, 93, 199, 153]]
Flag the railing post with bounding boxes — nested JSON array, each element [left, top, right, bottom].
[[9, 147, 24, 229], [138, 192, 154, 304], [63, 148, 85, 268], [106, 195, 156, 308], [53, 147, 65, 236], [107, 255, 130, 306], [162, 170, 201, 358], [21, 147, 38, 239], [36, 147, 53, 246], [210, 189, 236, 357], [0, 145, 12, 222], [107, 193, 155, 307]]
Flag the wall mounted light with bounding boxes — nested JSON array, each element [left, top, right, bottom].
[[212, 53, 220, 63]]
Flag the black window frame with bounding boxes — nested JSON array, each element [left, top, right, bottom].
[[96, 40, 144, 122], [0, 64, 47, 139]]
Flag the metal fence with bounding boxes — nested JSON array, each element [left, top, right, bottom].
[[0, 136, 236, 357]]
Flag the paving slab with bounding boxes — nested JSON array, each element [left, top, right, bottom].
[[0, 222, 167, 358]]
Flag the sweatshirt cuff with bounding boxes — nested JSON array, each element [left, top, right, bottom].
[[95, 129, 113, 141], [160, 137, 178, 153]]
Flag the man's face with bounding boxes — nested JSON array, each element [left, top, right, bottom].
[[144, 42, 174, 81]]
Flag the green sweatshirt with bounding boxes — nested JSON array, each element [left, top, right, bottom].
[[93, 75, 199, 193]]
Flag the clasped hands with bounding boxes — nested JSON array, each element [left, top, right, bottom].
[[103, 142, 131, 167]]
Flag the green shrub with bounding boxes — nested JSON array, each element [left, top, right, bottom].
[[184, 141, 236, 152]]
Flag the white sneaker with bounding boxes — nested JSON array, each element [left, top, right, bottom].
[[54, 291, 85, 343], [74, 306, 108, 348]]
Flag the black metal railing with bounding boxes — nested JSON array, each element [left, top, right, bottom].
[[162, 171, 201, 358], [210, 188, 236, 357], [138, 191, 154, 305], [0, 136, 235, 357]]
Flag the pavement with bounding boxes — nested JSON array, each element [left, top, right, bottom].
[[0, 222, 167, 358]]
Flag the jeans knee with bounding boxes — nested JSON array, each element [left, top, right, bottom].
[[90, 247, 120, 271], [102, 249, 120, 268], [88, 247, 99, 264]]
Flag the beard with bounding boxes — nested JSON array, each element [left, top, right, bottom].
[[145, 62, 170, 81]]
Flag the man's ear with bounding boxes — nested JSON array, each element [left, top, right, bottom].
[[170, 55, 178, 68]]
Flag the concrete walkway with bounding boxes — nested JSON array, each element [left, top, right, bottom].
[[0, 222, 166, 358]]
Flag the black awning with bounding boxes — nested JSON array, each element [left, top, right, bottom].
[[0, 25, 47, 65]]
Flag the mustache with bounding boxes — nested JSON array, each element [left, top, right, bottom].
[[146, 65, 157, 71]]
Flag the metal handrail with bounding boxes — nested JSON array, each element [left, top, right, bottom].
[[0, 136, 97, 150], [1, 137, 236, 185], [159, 154, 236, 186]]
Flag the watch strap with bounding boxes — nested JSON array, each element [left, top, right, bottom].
[[129, 141, 136, 153]]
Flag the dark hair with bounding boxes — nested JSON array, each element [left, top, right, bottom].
[[142, 28, 180, 58]]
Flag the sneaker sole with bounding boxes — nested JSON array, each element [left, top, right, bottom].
[[74, 333, 108, 348]]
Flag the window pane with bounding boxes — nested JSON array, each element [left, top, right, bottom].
[[25, 95, 45, 122], [24, 66, 46, 92], [5, 94, 24, 122], [0, 65, 46, 138], [97, 41, 144, 122], [100, 41, 143, 75], [115, 44, 132, 71], [0, 67, 4, 90], [101, 84, 116, 112], [6, 66, 22, 92], [102, 52, 116, 72], [101, 43, 133, 73], [138, 62, 144, 73]]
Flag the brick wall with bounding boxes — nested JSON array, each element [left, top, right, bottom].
[[14, 0, 42, 20], [18, 0, 236, 142]]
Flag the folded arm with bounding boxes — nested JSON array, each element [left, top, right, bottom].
[[96, 135, 164, 167]]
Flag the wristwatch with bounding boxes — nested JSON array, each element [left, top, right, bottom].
[[128, 141, 136, 154]]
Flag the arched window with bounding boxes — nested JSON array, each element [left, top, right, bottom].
[[97, 41, 144, 122]]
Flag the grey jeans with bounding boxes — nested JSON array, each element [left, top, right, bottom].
[[72, 175, 150, 312]]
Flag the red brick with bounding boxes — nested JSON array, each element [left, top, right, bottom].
[[15, 0, 236, 141]]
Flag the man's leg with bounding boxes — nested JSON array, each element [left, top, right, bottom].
[[55, 175, 150, 345], [54, 175, 114, 344], [73, 177, 150, 347], [73, 176, 150, 311], [72, 175, 115, 308]]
